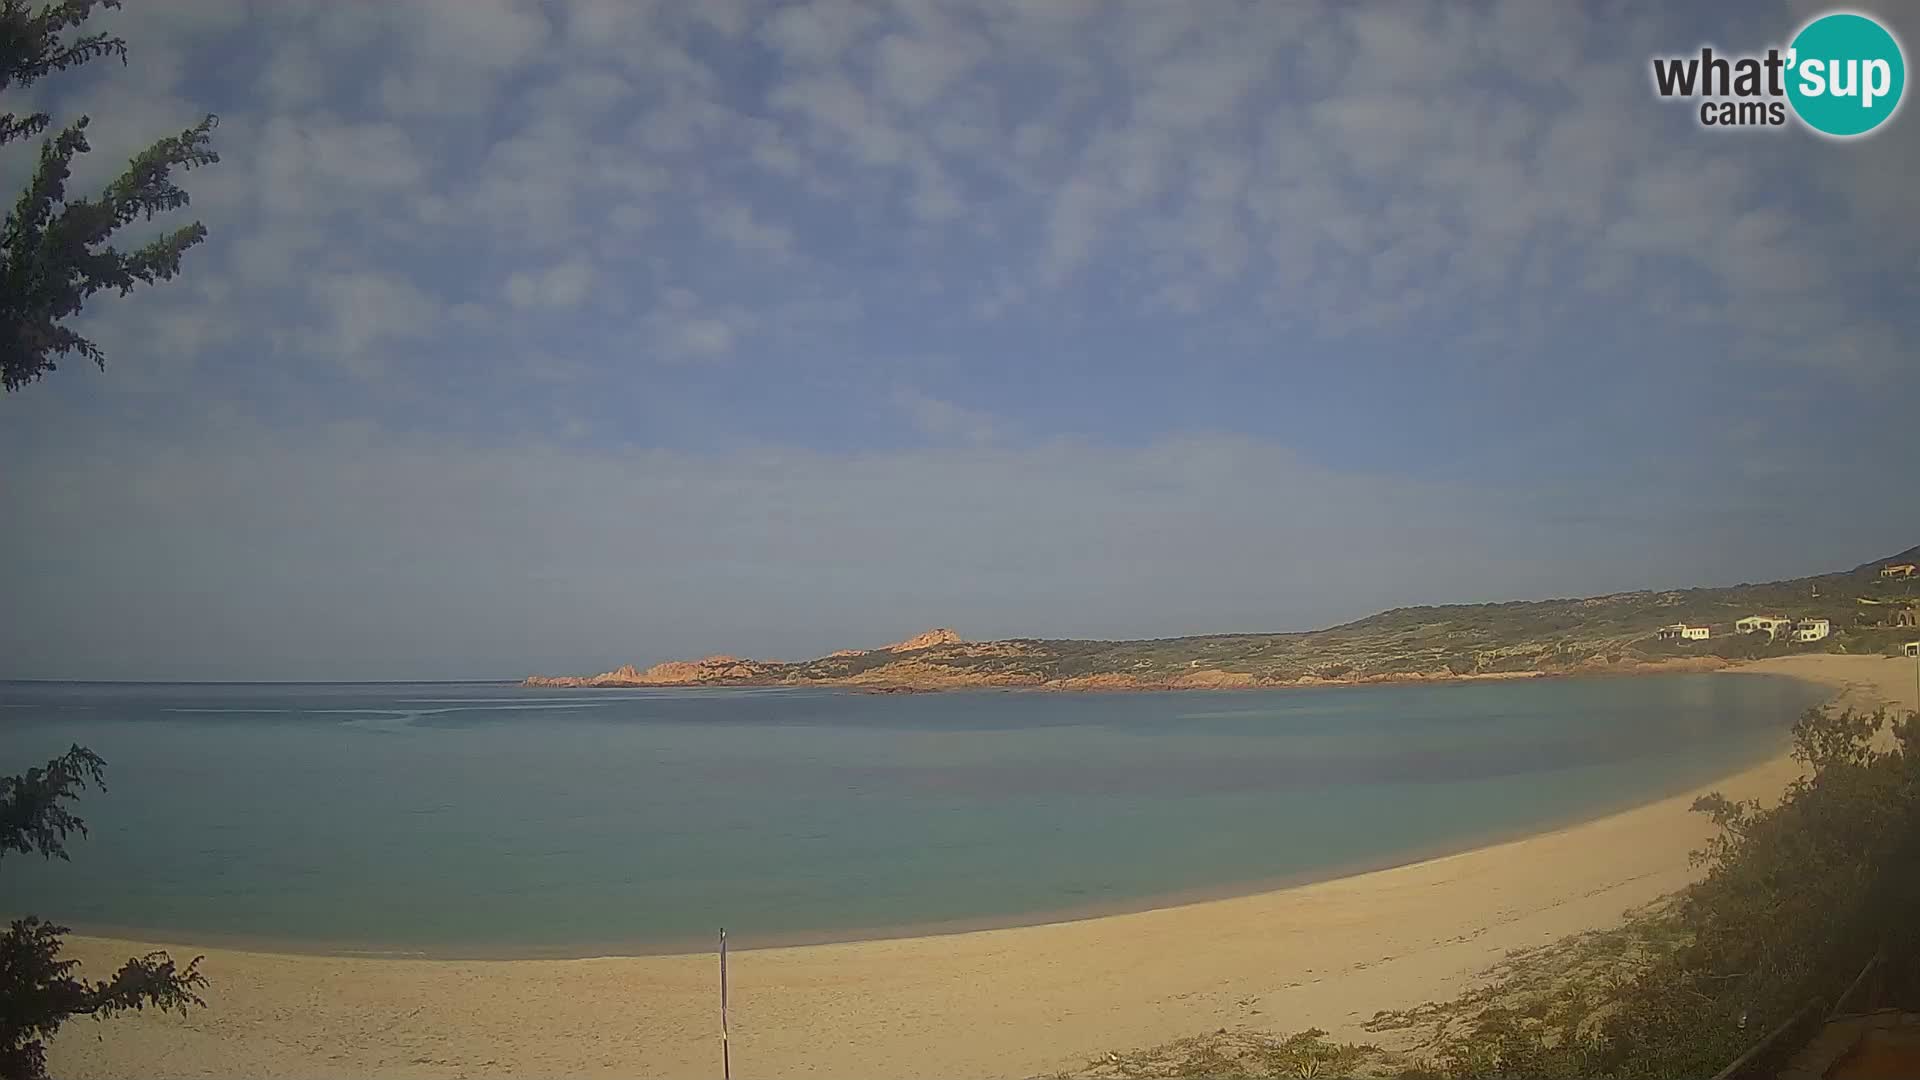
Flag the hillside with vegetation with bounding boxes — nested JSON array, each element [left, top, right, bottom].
[[525, 545, 1920, 689]]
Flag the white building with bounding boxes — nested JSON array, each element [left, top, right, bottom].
[[1904, 641, 1919, 658], [1656, 623, 1711, 642], [1791, 618, 1831, 643], [1735, 615, 1793, 639]]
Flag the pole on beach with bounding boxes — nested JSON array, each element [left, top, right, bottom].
[[719, 927, 731, 1080]]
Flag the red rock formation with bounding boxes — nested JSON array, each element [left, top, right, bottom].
[[880, 628, 962, 653]]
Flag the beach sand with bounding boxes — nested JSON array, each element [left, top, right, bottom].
[[46, 654, 1918, 1080]]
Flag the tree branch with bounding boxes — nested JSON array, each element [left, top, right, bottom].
[[0, 745, 106, 862], [0, 1, 128, 95]]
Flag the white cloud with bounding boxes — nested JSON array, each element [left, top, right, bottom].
[[1041, 178, 1105, 284], [413, 0, 549, 70], [894, 388, 999, 445], [505, 260, 596, 310], [416, 115, 667, 251], [674, 318, 736, 357], [257, 117, 426, 203], [295, 272, 438, 376], [875, 30, 984, 109], [701, 201, 797, 259], [49, 0, 1897, 404], [642, 286, 749, 360], [1135, 48, 1267, 131], [908, 165, 965, 222], [770, 72, 911, 165], [760, 0, 878, 65], [609, 203, 654, 231], [23, 0, 1910, 380]]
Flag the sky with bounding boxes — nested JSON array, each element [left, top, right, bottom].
[[2, 0, 1917, 681]]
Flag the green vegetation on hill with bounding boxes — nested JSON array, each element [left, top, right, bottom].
[[793, 544, 1920, 687], [530, 544, 1920, 688]]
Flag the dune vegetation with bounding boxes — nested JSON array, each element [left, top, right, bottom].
[[1059, 703, 1920, 1079]]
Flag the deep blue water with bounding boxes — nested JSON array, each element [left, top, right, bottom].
[[0, 674, 1826, 955]]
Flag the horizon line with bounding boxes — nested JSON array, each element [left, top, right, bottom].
[[0, 678, 524, 687]]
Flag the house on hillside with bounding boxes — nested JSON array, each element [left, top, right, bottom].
[[1735, 615, 1793, 639], [1656, 623, 1711, 642], [1791, 618, 1831, 643], [1881, 563, 1917, 579], [1905, 641, 1919, 658]]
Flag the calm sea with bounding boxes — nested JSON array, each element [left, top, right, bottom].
[[1, 674, 1826, 956]]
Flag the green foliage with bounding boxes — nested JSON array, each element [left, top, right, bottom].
[[0, 916, 206, 1080], [1, 0, 218, 392], [1402, 703, 1920, 1079], [764, 546, 1920, 689], [1060, 1028, 1391, 1080], [1250, 1029, 1372, 1079], [1, 746, 209, 1080], [560, 545, 1920, 690], [0, 745, 102, 861], [1071, 703, 1920, 1080], [1702, 631, 1794, 662], [3, 9, 217, 1071]]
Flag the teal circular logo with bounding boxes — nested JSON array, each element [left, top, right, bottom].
[[1787, 12, 1905, 137]]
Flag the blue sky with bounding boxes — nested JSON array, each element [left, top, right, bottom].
[[2, 0, 1917, 680]]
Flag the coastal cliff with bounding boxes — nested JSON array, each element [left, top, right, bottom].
[[525, 545, 1919, 692]]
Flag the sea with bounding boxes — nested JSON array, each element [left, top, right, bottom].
[[0, 673, 1827, 957]]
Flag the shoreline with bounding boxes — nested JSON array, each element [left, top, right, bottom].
[[48, 654, 1915, 1080], [48, 693, 1797, 964], [522, 654, 1737, 694]]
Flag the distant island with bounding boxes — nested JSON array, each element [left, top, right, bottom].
[[525, 545, 1920, 691]]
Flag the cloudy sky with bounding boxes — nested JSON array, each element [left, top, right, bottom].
[[2, 0, 1916, 681]]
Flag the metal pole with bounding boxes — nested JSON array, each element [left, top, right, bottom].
[[720, 928, 731, 1080]]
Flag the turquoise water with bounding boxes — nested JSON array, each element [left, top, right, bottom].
[[1, 674, 1826, 956]]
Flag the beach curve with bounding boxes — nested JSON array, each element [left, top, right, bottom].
[[46, 654, 1915, 1080]]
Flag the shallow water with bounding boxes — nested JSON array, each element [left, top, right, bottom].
[[0, 674, 1826, 955]]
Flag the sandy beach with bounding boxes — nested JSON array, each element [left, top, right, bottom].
[[45, 654, 1916, 1080]]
